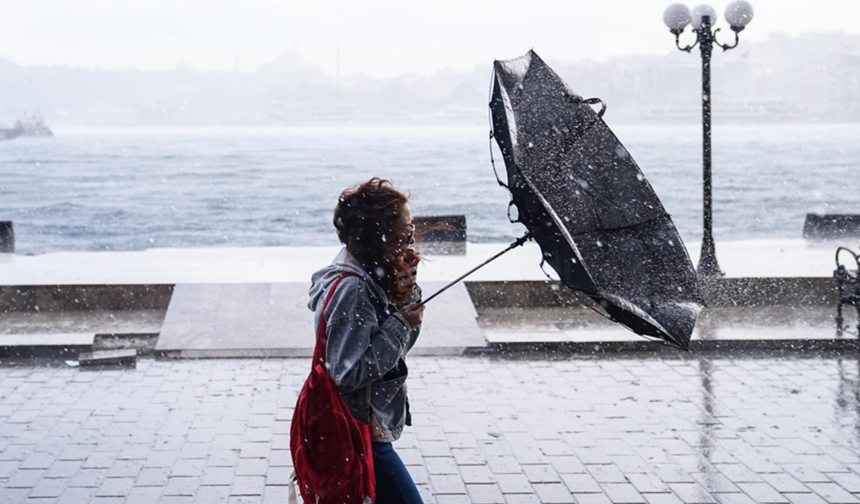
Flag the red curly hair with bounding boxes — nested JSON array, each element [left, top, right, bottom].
[[333, 178, 420, 305]]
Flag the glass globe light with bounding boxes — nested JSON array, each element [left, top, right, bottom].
[[663, 4, 692, 34], [725, 0, 754, 31], [691, 4, 717, 30]]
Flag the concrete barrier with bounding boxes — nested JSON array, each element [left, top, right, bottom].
[[0, 221, 13, 253], [0, 285, 174, 312], [803, 214, 860, 240], [465, 277, 839, 308], [0, 278, 838, 314]]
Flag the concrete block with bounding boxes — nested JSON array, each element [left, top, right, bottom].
[[804, 214, 860, 240], [78, 349, 137, 367]]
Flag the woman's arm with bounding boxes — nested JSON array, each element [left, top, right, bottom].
[[323, 276, 412, 393]]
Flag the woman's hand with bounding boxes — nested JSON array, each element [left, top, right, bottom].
[[397, 302, 425, 329]]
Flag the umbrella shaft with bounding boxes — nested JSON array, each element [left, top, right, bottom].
[[417, 233, 531, 307]]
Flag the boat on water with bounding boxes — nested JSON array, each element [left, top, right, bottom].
[[0, 112, 53, 140]]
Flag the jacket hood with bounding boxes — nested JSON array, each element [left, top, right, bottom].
[[308, 247, 387, 311]]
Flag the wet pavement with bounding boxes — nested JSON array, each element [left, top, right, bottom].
[[3, 239, 860, 502], [4, 351, 860, 503]]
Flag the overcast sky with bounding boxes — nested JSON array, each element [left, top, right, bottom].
[[2, 0, 859, 78]]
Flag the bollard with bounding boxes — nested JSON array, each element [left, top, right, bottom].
[[0, 221, 13, 253], [803, 214, 860, 240]]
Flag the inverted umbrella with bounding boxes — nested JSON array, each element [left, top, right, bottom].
[[488, 50, 704, 349], [420, 50, 703, 350]]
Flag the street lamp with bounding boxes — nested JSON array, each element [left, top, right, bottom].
[[663, 1, 754, 277]]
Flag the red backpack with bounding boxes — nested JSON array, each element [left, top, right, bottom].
[[290, 274, 375, 504]]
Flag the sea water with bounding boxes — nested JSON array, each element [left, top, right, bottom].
[[0, 123, 857, 255]]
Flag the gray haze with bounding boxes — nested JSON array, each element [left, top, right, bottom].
[[2, 32, 859, 127]]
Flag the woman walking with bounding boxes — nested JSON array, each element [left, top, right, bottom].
[[306, 177, 425, 503]]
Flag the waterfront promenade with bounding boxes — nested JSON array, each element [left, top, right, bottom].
[[2, 239, 860, 503]]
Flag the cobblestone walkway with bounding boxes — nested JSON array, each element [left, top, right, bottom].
[[3, 353, 860, 503]]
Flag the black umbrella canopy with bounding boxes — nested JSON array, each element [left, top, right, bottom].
[[489, 50, 704, 349]]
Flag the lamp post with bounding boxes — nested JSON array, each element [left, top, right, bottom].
[[663, 1, 753, 277]]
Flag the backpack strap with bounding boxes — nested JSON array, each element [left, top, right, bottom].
[[314, 273, 380, 429], [312, 273, 356, 367]]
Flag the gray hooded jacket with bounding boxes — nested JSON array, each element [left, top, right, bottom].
[[307, 248, 420, 443]]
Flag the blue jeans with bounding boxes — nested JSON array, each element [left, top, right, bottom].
[[372, 442, 424, 504]]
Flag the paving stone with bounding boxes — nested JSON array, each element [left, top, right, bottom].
[[43, 460, 83, 479], [532, 482, 574, 503], [106, 459, 144, 478], [784, 465, 833, 483], [588, 464, 628, 483], [627, 473, 671, 493], [804, 482, 860, 503], [0, 444, 33, 462], [56, 486, 98, 503], [172, 458, 206, 477], [487, 455, 522, 475], [434, 495, 472, 504], [712, 463, 762, 483], [466, 483, 506, 503], [164, 476, 200, 496], [193, 485, 231, 503], [643, 493, 686, 504], [0, 460, 18, 478], [602, 482, 647, 503], [230, 475, 265, 496], [574, 493, 614, 504], [239, 442, 269, 459], [452, 447, 486, 465], [20, 452, 56, 470], [160, 496, 196, 504], [826, 472, 860, 493], [83, 452, 118, 470], [496, 472, 533, 494], [125, 485, 164, 503], [136, 467, 171, 487], [145, 450, 180, 468], [200, 466, 235, 487], [561, 473, 603, 493], [68, 468, 108, 488], [29, 476, 70, 497], [736, 482, 790, 503], [178, 442, 211, 460], [235, 458, 268, 477], [783, 493, 831, 504], [759, 472, 812, 493], [667, 482, 717, 503], [711, 491, 763, 504], [5, 468, 44, 488], [504, 494, 542, 504], [426, 456, 460, 475], [421, 441, 453, 457], [459, 464, 494, 484], [95, 476, 135, 497], [522, 464, 562, 484], [430, 474, 468, 495], [207, 449, 240, 467], [651, 464, 697, 484]]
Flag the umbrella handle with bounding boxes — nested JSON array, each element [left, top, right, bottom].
[[415, 232, 531, 307]]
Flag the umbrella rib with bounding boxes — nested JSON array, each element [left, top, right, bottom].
[[566, 213, 671, 238]]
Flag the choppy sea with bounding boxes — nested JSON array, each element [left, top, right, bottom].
[[0, 123, 857, 255]]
